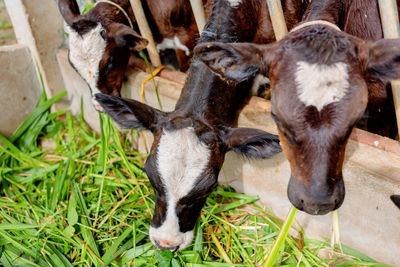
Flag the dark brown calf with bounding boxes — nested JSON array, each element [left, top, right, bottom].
[[58, 0, 202, 110], [195, 0, 400, 215], [95, 0, 306, 251]]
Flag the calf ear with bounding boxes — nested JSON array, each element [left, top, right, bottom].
[[223, 127, 282, 159], [391, 195, 400, 209], [365, 39, 400, 83], [95, 94, 165, 132], [111, 23, 149, 51], [194, 42, 276, 82], [59, 0, 82, 25]]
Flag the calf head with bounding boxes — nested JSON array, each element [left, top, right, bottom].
[[95, 93, 281, 250], [195, 26, 400, 215], [59, 0, 148, 110]]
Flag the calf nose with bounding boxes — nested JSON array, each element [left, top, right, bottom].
[[153, 239, 180, 252], [287, 176, 345, 215]]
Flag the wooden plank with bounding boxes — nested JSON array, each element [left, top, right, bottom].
[[189, 0, 207, 32], [266, 0, 288, 41], [378, 0, 400, 137], [129, 0, 162, 67]]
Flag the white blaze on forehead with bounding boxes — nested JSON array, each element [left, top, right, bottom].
[[226, 0, 242, 7], [295, 61, 349, 111], [67, 23, 106, 101], [150, 127, 210, 249], [158, 127, 210, 202]]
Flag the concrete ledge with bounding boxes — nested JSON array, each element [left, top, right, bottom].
[[0, 44, 42, 137], [5, 0, 67, 108], [57, 49, 400, 265]]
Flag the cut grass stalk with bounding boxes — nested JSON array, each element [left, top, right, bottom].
[[264, 206, 298, 267], [331, 209, 343, 253]]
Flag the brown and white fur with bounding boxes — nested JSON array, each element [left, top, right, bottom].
[[195, 0, 400, 215]]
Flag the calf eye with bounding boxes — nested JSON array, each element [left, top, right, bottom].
[[271, 112, 297, 145], [100, 29, 107, 39], [107, 61, 114, 70], [277, 123, 296, 145]]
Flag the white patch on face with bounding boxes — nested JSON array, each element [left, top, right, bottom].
[[149, 127, 210, 250], [295, 61, 349, 111], [226, 0, 242, 7], [156, 36, 190, 56], [67, 24, 106, 107]]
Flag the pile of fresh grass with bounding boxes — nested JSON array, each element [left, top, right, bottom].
[[0, 91, 387, 266]]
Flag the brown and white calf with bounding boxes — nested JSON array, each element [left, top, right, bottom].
[[58, 0, 202, 110], [195, 0, 400, 215], [93, 0, 311, 251]]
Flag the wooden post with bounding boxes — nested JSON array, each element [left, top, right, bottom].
[[266, 0, 288, 41], [189, 0, 207, 33], [378, 0, 400, 137], [129, 0, 161, 67]]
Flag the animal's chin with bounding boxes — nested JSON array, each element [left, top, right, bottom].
[[149, 227, 194, 251]]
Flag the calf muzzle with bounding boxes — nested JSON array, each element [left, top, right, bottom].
[[287, 176, 345, 215]]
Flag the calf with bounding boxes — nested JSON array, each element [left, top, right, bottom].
[[195, 0, 400, 215], [94, 0, 310, 251], [58, 0, 202, 110]]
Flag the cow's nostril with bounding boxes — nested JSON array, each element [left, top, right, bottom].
[[300, 199, 304, 204], [153, 239, 179, 251], [158, 239, 173, 248]]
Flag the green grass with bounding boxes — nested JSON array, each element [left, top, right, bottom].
[[0, 91, 389, 266], [0, 19, 12, 30]]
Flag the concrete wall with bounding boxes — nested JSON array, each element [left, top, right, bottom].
[[57, 50, 400, 265], [4, 0, 67, 108], [0, 44, 42, 137]]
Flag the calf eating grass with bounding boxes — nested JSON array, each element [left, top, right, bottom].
[[95, 0, 286, 251], [59, 0, 202, 111], [195, 0, 400, 216]]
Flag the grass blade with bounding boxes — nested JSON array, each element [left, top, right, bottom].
[[264, 206, 298, 266]]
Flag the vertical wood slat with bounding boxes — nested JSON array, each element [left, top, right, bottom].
[[129, 0, 161, 67], [266, 0, 288, 41], [378, 0, 400, 137], [189, 0, 207, 33]]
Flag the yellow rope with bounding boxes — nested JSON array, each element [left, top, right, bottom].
[[140, 65, 165, 102], [140, 65, 165, 152]]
